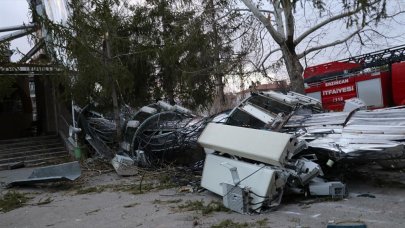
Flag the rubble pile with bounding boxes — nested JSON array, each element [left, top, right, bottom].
[[74, 91, 405, 214]]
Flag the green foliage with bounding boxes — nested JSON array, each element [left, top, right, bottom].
[[0, 76, 16, 102], [40, 0, 243, 109], [256, 218, 268, 227], [75, 186, 106, 194], [0, 42, 12, 63], [128, 0, 220, 108], [340, 0, 387, 27], [301, 0, 388, 27], [0, 42, 16, 101]]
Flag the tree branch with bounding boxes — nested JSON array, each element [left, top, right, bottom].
[[294, 0, 380, 45], [272, 1, 286, 39], [281, 0, 294, 42], [234, 8, 274, 14], [261, 48, 281, 67], [240, 0, 284, 44], [297, 28, 362, 59]]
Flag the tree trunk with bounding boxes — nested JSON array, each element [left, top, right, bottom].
[[280, 46, 305, 94], [167, 90, 175, 105], [209, 74, 226, 115], [215, 74, 225, 105], [208, 0, 226, 107], [111, 80, 122, 142], [105, 34, 122, 143]]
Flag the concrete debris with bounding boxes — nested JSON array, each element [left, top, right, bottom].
[[6, 161, 81, 187]]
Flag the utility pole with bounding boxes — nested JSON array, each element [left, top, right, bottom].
[[104, 32, 122, 144]]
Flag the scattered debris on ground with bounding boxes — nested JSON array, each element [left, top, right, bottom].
[[5, 161, 81, 187], [35, 196, 53, 205], [111, 154, 138, 176], [153, 199, 182, 205], [1, 168, 404, 227], [123, 202, 140, 208], [176, 200, 230, 215], [60, 91, 405, 215]]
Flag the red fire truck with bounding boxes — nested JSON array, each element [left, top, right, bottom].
[[303, 45, 405, 111]]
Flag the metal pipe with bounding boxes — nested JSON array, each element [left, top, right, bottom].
[[0, 28, 36, 44], [19, 39, 45, 63], [0, 23, 36, 33], [72, 99, 76, 129]]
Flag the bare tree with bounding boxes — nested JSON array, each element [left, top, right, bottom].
[[239, 0, 404, 93]]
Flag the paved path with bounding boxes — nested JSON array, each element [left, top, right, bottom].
[[1, 171, 405, 228]]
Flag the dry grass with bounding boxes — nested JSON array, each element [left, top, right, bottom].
[[177, 200, 230, 215], [0, 191, 30, 212]]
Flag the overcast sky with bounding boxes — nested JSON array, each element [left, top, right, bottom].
[[1, 0, 404, 80], [0, 0, 32, 61]]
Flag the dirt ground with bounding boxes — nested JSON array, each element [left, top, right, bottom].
[[1, 166, 405, 228]]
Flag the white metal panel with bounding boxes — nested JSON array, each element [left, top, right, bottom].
[[198, 123, 292, 166], [43, 0, 69, 24], [240, 104, 274, 124], [140, 106, 157, 114], [343, 98, 366, 112], [262, 91, 296, 105], [157, 101, 174, 110], [356, 78, 383, 108], [126, 120, 140, 128], [306, 91, 322, 102], [201, 154, 275, 210]]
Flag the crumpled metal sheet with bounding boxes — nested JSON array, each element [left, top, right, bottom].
[[111, 154, 138, 176], [76, 105, 116, 159], [222, 92, 405, 163], [298, 107, 405, 157], [6, 161, 81, 187], [120, 102, 207, 166]]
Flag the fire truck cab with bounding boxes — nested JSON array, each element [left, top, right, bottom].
[[304, 45, 405, 111]]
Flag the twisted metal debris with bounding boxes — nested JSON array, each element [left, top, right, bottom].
[[196, 91, 405, 213], [73, 91, 405, 214], [76, 101, 208, 165]]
